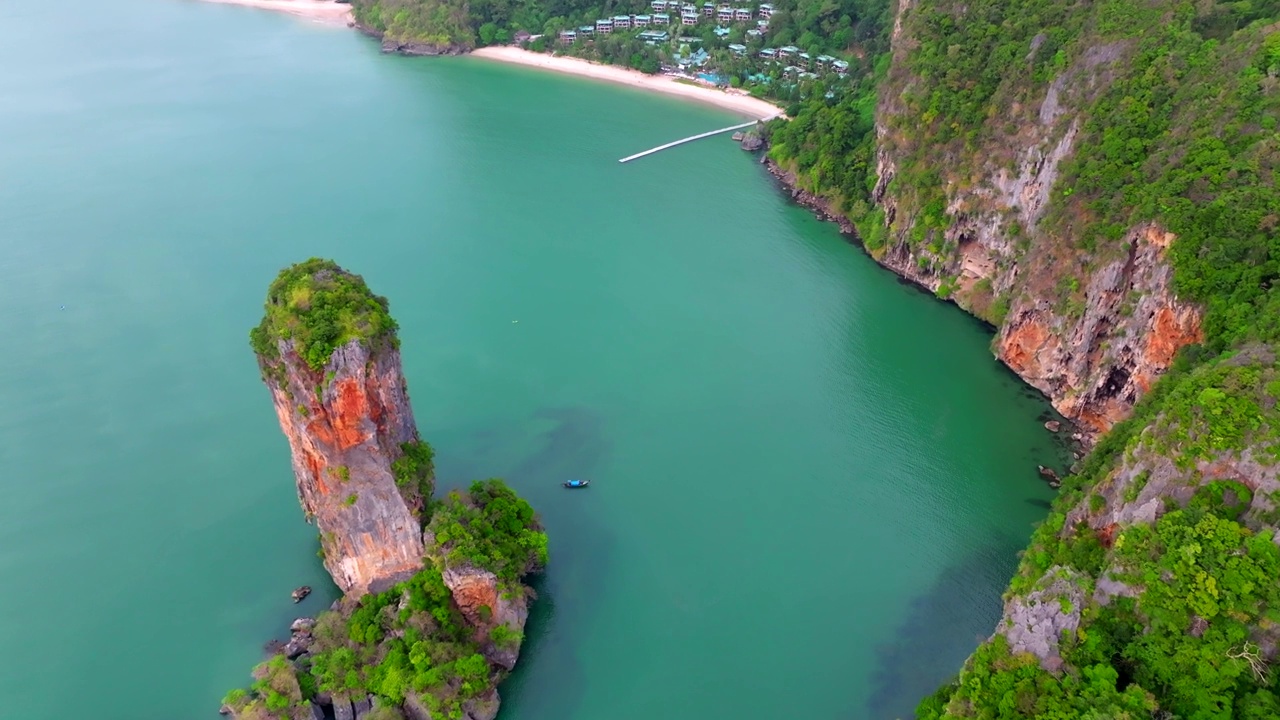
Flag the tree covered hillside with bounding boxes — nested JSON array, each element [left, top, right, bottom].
[[350, 0, 886, 53]]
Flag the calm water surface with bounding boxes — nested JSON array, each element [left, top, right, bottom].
[[0, 2, 1063, 718]]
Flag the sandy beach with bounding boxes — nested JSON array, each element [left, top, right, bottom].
[[471, 46, 784, 120], [196, 0, 354, 25]]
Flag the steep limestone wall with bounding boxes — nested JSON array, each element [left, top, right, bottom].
[[262, 338, 427, 596], [863, 0, 1205, 440], [252, 259, 431, 597]]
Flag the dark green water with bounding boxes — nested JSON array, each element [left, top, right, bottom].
[[0, 2, 1064, 718]]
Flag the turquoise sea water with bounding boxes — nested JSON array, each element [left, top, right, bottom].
[[0, 2, 1064, 718]]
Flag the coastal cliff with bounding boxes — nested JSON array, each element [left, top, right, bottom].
[[865, 0, 1206, 437], [227, 259, 547, 720], [769, 0, 1216, 438], [766, 0, 1280, 713]]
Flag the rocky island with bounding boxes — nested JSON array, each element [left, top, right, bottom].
[[223, 259, 547, 720]]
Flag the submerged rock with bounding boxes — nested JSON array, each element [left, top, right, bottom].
[[291, 586, 312, 603], [1045, 420, 1061, 432]]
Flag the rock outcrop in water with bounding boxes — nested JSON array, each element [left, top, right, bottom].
[[251, 259, 430, 597], [227, 259, 547, 720]]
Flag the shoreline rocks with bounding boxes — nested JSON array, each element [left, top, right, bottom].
[[353, 21, 470, 56], [763, 157, 857, 235]]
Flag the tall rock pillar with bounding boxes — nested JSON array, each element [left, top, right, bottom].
[[249, 259, 433, 597]]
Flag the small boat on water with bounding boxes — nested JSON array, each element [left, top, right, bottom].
[[563, 479, 590, 489]]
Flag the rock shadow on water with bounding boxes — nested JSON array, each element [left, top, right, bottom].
[[864, 541, 1023, 720], [436, 405, 616, 720]]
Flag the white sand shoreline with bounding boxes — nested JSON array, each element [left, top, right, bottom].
[[195, 0, 354, 25], [470, 46, 784, 120]]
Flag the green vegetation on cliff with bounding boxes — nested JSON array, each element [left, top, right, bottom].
[[917, 342, 1280, 713], [351, 0, 478, 49], [1046, 5, 1280, 354], [224, 479, 547, 720], [393, 439, 437, 509], [250, 258, 399, 371], [766, 53, 886, 240], [773, 0, 1280, 341], [763, 0, 890, 244], [429, 479, 550, 582]]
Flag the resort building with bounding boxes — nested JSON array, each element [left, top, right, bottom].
[[559, 29, 576, 41], [681, 11, 699, 24], [596, 18, 613, 33], [832, 59, 849, 73], [758, 2, 774, 17], [728, 43, 747, 55], [678, 48, 711, 68], [651, 0, 667, 10], [756, 19, 769, 28], [578, 24, 594, 35], [639, 29, 671, 44], [782, 65, 800, 77], [681, 3, 696, 14], [655, 12, 671, 23], [704, 2, 716, 16], [734, 7, 752, 20], [635, 14, 652, 26], [798, 52, 811, 67], [777, 45, 798, 57], [717, 6, 734, 20], [714, 25, 731, 37], [613, 14, 631, 28], [759, 47, 777, 59], [815, 54, 834, 66], [746, 28, 763, 39]]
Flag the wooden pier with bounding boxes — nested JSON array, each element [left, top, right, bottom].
[[618, 119, 771, 163]]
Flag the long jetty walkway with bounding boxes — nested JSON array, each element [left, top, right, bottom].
[[618, 119, 772, 163]]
